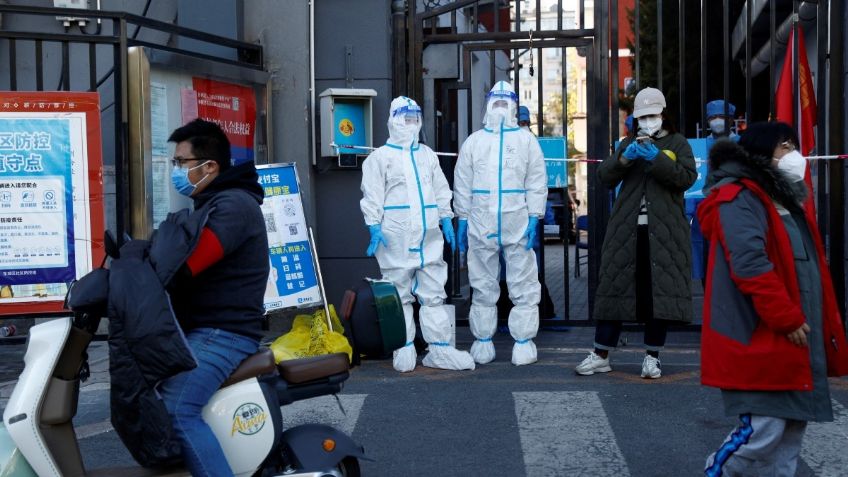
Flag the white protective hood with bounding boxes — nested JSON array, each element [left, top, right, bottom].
[[387, 96, 423, 147], [483, 81, 519, 130]]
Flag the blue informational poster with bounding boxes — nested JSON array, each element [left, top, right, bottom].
[[685, 138, 710, 199], [257, 164, 322, 311], [537, 136, 568, 188], [0, 118, 76, 286]]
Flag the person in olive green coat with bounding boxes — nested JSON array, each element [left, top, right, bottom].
[[575, 87, 697, 379]]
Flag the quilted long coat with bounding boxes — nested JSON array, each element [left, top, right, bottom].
[[593, 132, 697, 322]]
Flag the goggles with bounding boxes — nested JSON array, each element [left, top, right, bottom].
[[392, 104, 423, 117], [485, 89, 518, 103]]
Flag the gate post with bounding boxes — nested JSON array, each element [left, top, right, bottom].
[[392, 0, 407, 97]]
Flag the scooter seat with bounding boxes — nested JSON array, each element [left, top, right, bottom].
[[277, 352, 349, 384], [220, 348, 277, 388]]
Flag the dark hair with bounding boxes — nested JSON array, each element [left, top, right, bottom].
[[737, 121, 799, 165], [168, 118, 231, 171]]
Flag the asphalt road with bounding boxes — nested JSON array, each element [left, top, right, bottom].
[[28, 327, 844, 476]]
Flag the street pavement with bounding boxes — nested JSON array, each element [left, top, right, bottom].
[[2, 244, 848, 475]]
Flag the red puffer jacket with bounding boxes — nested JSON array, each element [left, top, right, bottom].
[[698, 178, 848, 391]]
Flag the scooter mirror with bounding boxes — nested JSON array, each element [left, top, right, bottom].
[[104, 230, 120, 259]]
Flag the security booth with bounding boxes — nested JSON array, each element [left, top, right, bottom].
[[318, 88, 376, 168]]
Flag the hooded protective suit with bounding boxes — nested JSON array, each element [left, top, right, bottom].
[[360, 96, 475, 372], [454, 81, 548, 366]]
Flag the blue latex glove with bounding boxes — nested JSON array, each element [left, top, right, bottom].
[[622, 142, 641, 160], [457, 219, 468, 253], [636, 142, 660, 161], [524, 216, 539, 250], [440, 218, 457, 252], [365, 224, 388, 256]]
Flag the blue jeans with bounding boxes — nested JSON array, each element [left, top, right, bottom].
[[160, 327, 259, 477]]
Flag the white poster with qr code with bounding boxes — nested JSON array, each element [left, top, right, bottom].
[[257, 163, 321, 311]]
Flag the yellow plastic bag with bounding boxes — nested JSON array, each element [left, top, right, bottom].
[[270, 305, 353, 363]]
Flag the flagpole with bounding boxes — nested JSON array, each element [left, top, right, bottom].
[[792, 5, 800, 144]]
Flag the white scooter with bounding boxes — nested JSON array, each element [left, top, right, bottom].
[[1, 243, 366, 476]]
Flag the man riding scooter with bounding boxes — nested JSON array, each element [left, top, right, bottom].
[[160, 119, 270, 477]]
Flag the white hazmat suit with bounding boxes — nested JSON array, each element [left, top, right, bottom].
[[360, 96, 475, 373], [454, 82, 548, 366]]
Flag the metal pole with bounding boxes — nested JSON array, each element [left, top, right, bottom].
[[657, 0, 663, 91], [817, 0, 829, 238], [678, 0, 685, 134], [723, 0, 730, 131], [392, 0, 407, 97], [700, 0, 707, 136], [115, 18, 130, 243], [635, 0, 640, 90], [745, 0, 752, 126], [562, 44, 569, 319], [308, 227, 334, 331], [611, 0, 619, 140], [826, 0, 845, 318], [769, 0, 776, 119], [588, 1, 611, 321], [792, 1, 799, 133], [537, 46, 543, 137]]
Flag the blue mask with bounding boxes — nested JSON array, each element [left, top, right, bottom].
[[171, 161, 209, 196]]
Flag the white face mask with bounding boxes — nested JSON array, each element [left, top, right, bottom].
[[709, 118, 726, 135], [639, 117, 662, 136], [777, 150, 806, 182]]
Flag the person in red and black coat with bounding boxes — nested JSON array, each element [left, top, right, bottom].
[[698, 122, 848, 477]]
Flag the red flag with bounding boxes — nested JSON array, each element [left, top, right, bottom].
[[776, 24, 817, 155], [775, 24, 817, 215]]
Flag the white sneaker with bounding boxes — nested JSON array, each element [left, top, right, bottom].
[[641, 354, 661, 379], [575, 351, 611, 376]]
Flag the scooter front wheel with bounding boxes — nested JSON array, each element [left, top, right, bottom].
[[336, 456, 360, 477]]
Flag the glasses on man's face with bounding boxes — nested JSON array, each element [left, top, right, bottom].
[[171, 157, 205, 168]]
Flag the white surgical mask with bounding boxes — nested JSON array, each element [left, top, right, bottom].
[[709, 118, 726, 135], [639, 117, 662, 136], [777, 150, 806, 182]]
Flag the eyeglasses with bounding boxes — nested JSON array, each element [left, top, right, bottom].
[[171, 157, 207, 168], [779, 141, 796, 152]]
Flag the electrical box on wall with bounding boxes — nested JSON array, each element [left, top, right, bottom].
[[318, 88, 376, 167]]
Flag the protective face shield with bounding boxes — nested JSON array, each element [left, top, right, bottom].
[[777, 150, 806, 182], [483, 81, 518, 129], [171, 160, 210, 196], [387, 96, 423, 146], [638, 116, 663, 136]]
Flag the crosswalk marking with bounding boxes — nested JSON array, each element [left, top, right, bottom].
[[801, 398, 848, 476], [280, 394, 368, 436], [513, 391, 631, 476]]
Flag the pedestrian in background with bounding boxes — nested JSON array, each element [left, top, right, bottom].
[[574, 87, 696, 379], [699, 123, 848, 476]]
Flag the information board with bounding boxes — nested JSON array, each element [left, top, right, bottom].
[[257, 163, 322, 311], [685, 138, 710, 199], [537, 136, 568, 188], [0, 92, 105, 315]]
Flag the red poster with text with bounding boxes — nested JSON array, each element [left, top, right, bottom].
[[190, 78, 257, 165]]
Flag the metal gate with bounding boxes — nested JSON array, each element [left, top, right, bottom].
[[402, 0, 612, 325]]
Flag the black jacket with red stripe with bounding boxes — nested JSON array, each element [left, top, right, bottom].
[[168, 162, 269, 341]]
